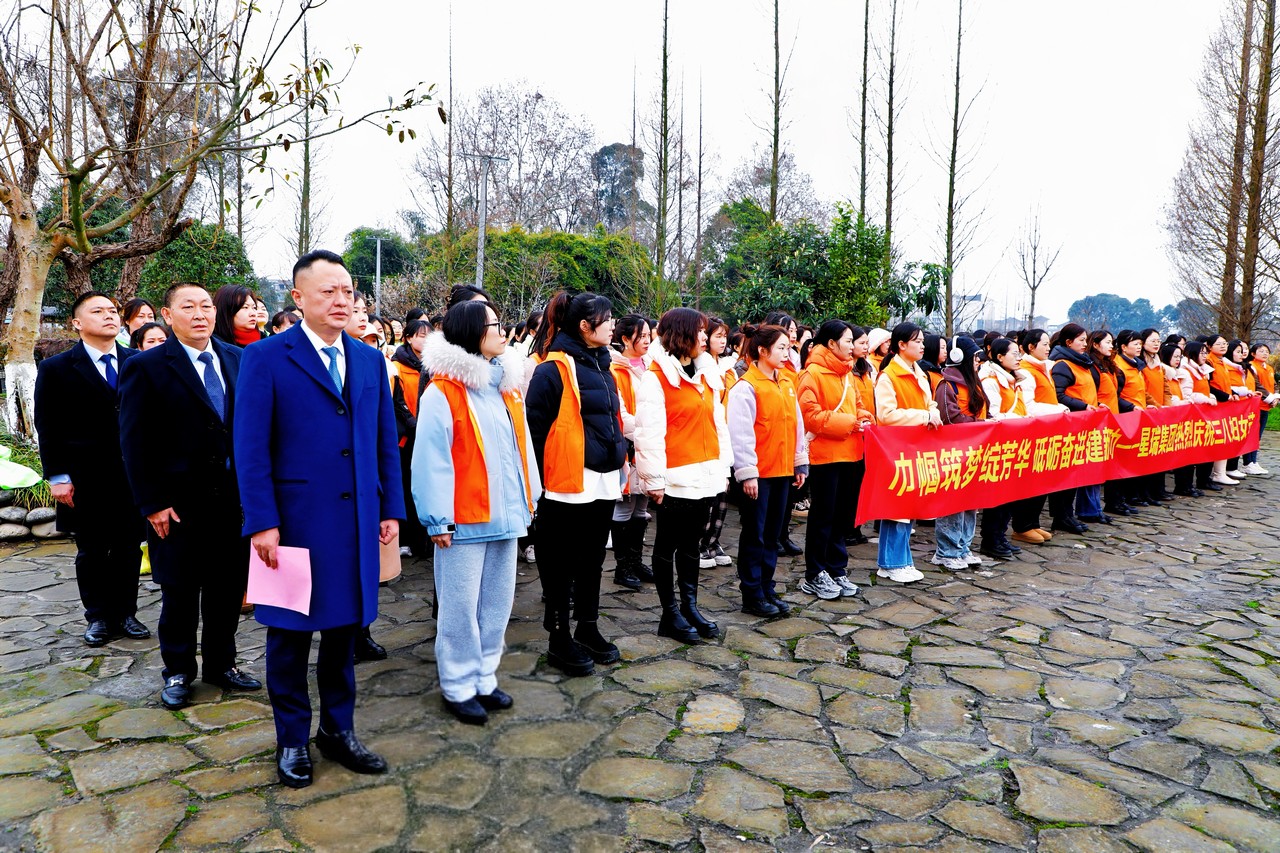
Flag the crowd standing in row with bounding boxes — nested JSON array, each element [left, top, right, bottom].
[[31, 250, 1275, 787]]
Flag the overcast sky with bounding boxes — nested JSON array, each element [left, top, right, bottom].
[[248, 1, 1228, 326]]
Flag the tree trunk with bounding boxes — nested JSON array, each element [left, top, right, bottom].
[[859, 0, 870, 221], [1241, 0, 1275, 337], [117, 210, 153, 300], [655, 0, 670, 281], [944, 0, 963, 337], [882, 0, 900, 287], [1223, 0, 1256, 338], [769, 0, 781, 223], [2, 187, 57, 439]]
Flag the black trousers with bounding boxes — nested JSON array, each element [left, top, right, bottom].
[[981, 503, 1012, 546], [536, 497, 613, 630], [1047, 488, 1077, 522], [266, 624, 357, 748], [736, 478, 790, 599], [159, 574, 246, 681], [653, 495, 712, 597], [1010, 494, 1047, 533], [398, 444, 426, 557], [804, 462, 860, 582], [73, 524, 144, 625]]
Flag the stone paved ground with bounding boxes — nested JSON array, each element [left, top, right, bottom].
[[2, 442, 1280, 851]]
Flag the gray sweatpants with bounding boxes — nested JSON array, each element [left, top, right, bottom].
[[433, 537, 517, 702]]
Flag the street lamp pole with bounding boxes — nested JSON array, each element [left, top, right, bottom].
[[460, 152, 507, 291], [365, 235, 383, 316]]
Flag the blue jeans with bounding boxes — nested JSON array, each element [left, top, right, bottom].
[[1244, 410, 1269, 464], [878, 520, 915, 569], [1075, 484, 1102, 518], [934, 511, 975, 559]]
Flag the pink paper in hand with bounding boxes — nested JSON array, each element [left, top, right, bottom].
[[246, 545, 312, 615]]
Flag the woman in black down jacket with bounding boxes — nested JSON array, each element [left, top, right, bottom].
[[526, 291, 627, 678]]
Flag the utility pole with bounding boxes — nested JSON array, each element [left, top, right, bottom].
[[365, 235, 383, 315], [461, 152, 508, 290]]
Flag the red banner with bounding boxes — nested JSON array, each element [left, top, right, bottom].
[[854, 398, 1261, 524]]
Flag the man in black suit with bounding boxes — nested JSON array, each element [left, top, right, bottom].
[[34, 292, 149, 647], [119, 282, 261, 710]]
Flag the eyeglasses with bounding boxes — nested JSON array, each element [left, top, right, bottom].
[[483, 321, 502, 330]]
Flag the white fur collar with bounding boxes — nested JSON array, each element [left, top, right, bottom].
[[650, 348, 724, 390], [422, 334, 523, 392]]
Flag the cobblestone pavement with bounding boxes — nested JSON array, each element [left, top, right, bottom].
[[3, 444, 1280, 851]]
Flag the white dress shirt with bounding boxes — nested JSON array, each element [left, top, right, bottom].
[[300, 321, 346, 385], [179, 338, 224, 392], [82, 339, 117, 383]]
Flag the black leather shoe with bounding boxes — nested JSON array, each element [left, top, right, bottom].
[[632, 562, 655, 583], [1078, 514, 1113, 525], [277, 746, 313, 788], [475, 688, 513, 711], [354, 628, 387, 662], [979, 544, 1015, 560], [205, 667, 262, 691], [1172, 489, 1196, 497], [161, 674, 192, 710], [1203, 482, 1224, 491], [120, 616, 151, 639], [1155, 491, 1175, 501], [1006, 543, 1022, 554], [315, 728, 387, 774], [1051, 517, 1088, 534], [777, 537, 803, 557], [742, 598, 781, 618], [845, 532, 869, 547], [442, 696, 488, 725], [765, 590, 791, 616], [84, 620, 112, 647], [1189, 488, 1205, 497], [1104, 504, 1133, 516]]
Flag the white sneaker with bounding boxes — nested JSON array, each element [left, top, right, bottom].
[[521, 545, 537, 563], [938, 556, 969, 571], [877, 565, 925, 583], [1226, 468, 1247, 479], [1243, 462, 1268, 475], [698, 549, 715, 569], [712, 545, 733, 566], [399, 546, 412, 557], [833, 575, 860, 596], [799, 571, 842, 600], [1210, 472, 1237, 485], [606, 533, 613, 550], [963, 552, 984, 566]]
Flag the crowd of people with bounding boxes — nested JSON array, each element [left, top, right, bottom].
[[30, 249, 1275, 787]]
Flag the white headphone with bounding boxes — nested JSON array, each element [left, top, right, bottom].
[[949, 336, 965, 365]]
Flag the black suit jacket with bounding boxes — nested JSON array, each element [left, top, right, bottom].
[[118, 335, 245, 584], [33, 340, 140, 536]]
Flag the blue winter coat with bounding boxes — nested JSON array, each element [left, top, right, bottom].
[[413, 334, 539, 544], [233, 323, 404, 631]]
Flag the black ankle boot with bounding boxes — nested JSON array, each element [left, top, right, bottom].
[[574, 621, 621, 664], [626, 517, 654, 582], [547, 629, 595, 676], [677, 571, 719, 639]]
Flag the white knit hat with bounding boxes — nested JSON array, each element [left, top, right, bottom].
[[867, 327, 891, 354]]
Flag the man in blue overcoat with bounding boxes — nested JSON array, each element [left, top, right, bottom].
[[234, 249, 404, 789]]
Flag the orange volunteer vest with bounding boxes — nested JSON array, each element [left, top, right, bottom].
[[1023, 359, 1057, 405], [433, 376, 534, 523], [651, 361, 720, 468], [1114, 356, 1146, 409], [740, 365, 798, 478]]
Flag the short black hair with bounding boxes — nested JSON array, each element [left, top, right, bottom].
[[129, 322, 169, 349], [405, 307, 426, 324], [270, 311, 298, 333], [292, 249, 345, 284], [403, 319, 429, 341], [163, 282, 210, 308], [448, 284, 491, 308], [443, 299, 494, 356], [71, 291, 115, 318], [121, 298, 156, 325]]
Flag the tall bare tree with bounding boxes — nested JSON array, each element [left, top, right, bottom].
[[1015, 211, 1061, 328], [0, 0, 432, 436], [1222, 0, 1256, 337], [770, 0, 781, 222], [859, 0, 871, 220], [654, 0, 672, 279], [1241, 0, 1277, 336], [879, 0, 904, 286]]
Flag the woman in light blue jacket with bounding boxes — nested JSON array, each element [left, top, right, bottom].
[[413, 300, 540, 726]]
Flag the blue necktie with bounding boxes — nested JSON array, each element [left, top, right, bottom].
[[322, 346, 343, 393], [100, 353, 117, 390], [198, 352, 225, 421]]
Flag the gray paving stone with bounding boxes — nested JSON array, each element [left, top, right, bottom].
[[1011, 761, 1129, 825]]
